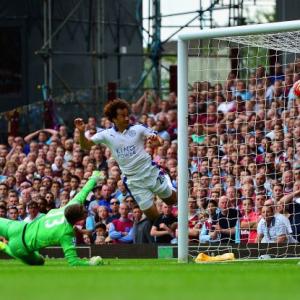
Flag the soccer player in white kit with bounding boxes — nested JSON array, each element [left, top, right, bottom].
[[74, 99, 177, 221]]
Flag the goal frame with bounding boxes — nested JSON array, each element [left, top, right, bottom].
[[177, 20, 300, 263]]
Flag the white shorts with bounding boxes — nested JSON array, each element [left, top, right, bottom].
[[123, 165, 173, 211]]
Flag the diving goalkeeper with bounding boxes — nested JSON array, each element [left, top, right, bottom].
[[0, 171, 104, 266]]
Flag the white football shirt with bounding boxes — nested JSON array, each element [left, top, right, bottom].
[[90, 124, 157, 176]]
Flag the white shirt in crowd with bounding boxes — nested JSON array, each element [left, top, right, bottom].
[[257, 213, 297, 243]]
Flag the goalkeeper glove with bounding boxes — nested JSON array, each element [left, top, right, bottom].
[[91, 170, 106, 182], [89, 256, 104, 266], [0, 241, 7, 251]]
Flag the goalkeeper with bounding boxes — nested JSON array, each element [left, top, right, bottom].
[[0, 171, 104, 266]]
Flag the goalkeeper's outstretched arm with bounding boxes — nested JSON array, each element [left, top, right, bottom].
[[67, 171, 104, 207], [60, 235, 103, 266]]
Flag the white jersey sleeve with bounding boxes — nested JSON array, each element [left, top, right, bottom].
[[90, 130, 108, 145], [139, 124, 157, 139], [85, 128, 104, 139]]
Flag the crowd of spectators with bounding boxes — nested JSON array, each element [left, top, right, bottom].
[[1, 58, 300, 245]]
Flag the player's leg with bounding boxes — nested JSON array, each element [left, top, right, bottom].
[[143, 203, 160, 221], [154, 170, 177, 205], [0, 217, 13, 239], [1, 241, 45, 265], [19, 251, 45, 266], [0, 218, 22, 259], [132, 191, 160, 222], [161, 190, 177, 206], [0, 219, 41, 264], [0, 241, 16, 258], [7, 233, 45, 265]]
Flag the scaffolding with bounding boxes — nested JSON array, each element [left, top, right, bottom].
[[36, 0, 105, 103], [36, 0, 265, 101]]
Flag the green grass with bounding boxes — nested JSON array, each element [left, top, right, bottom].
[[1, 258, 299, 300]]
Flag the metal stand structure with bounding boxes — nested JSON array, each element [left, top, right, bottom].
[[140, 0, 249, 96], [36, 0, 103, 102], [36, 0, 254, 101]]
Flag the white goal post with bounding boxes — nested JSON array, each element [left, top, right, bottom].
[[177, 20, 300, 263]]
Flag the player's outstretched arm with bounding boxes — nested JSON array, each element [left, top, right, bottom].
[[146, 134, 164, 147], [74, 118, 95, 151], [67, 171, 105, 207], [60, 234, 103, 266]]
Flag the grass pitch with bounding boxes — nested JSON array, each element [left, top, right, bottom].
[[1, 258, 299, 300]]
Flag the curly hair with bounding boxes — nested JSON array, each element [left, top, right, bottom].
[[103, 99, 130, 122]]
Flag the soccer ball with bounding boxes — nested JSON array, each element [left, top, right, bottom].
[[89, 256, 104, 266], [293, 80, 300, 97]]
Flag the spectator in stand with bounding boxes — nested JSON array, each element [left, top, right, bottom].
[[255, 193, 267, 216], [0, 183, 8, 201], [86, 205, 112, 232], [0, 205, 7, 218], [277, 184, 300, 242], [86, 117, 102, 136], [270, 62, 285, 84], [169, 166, 177, 189], [63, 139, 74, 163], [41, 176, 52, 192], [37, 198, 48, 214], [166, 109, 177, 141], [156, 100, 170, 121], [3, 61, 300, 249], [214, 196, 240, 243], [199, 199, 219, 243], [257, 204, 297, 243], [92, 146, 108, 171], [7, 190, 19, 207], [108, 203, 134, 244], [132, 206, 154, 244], [124, 195, 136, 215], [234, 80, 252, 101], [155, 120, 170, 141], [240, 198, 259, 243], [24, 128, 58, 148], [8, 206, 18, 220], [93, 223, 107, 245], [24, 201, 45, 223], [255, 173, 272, 196], [109, 198, 120, 220], [106, 177, 118, 197], [150, 204, 177, 244], [98, 184, 112, 207], [82, 234, 92, 245], [218, 90, 236, 113], [109, 166, 121, 181], [167, 91, 177, 109], [69, 175, 80, 199], [186, 196, 200, 241], [17, 203, 27, 220], [282, 170, 294, 195], [51, 155, 64, 177], [115, 180, 130, 203], [86, 183, 100, 212], [271, 183, 284, 204], [20, 187, 33, 205]]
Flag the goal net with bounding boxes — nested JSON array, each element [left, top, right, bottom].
[[177, 21, 300, 262]]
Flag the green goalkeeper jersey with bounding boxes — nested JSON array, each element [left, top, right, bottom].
[[23, 176, 97, 266]]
